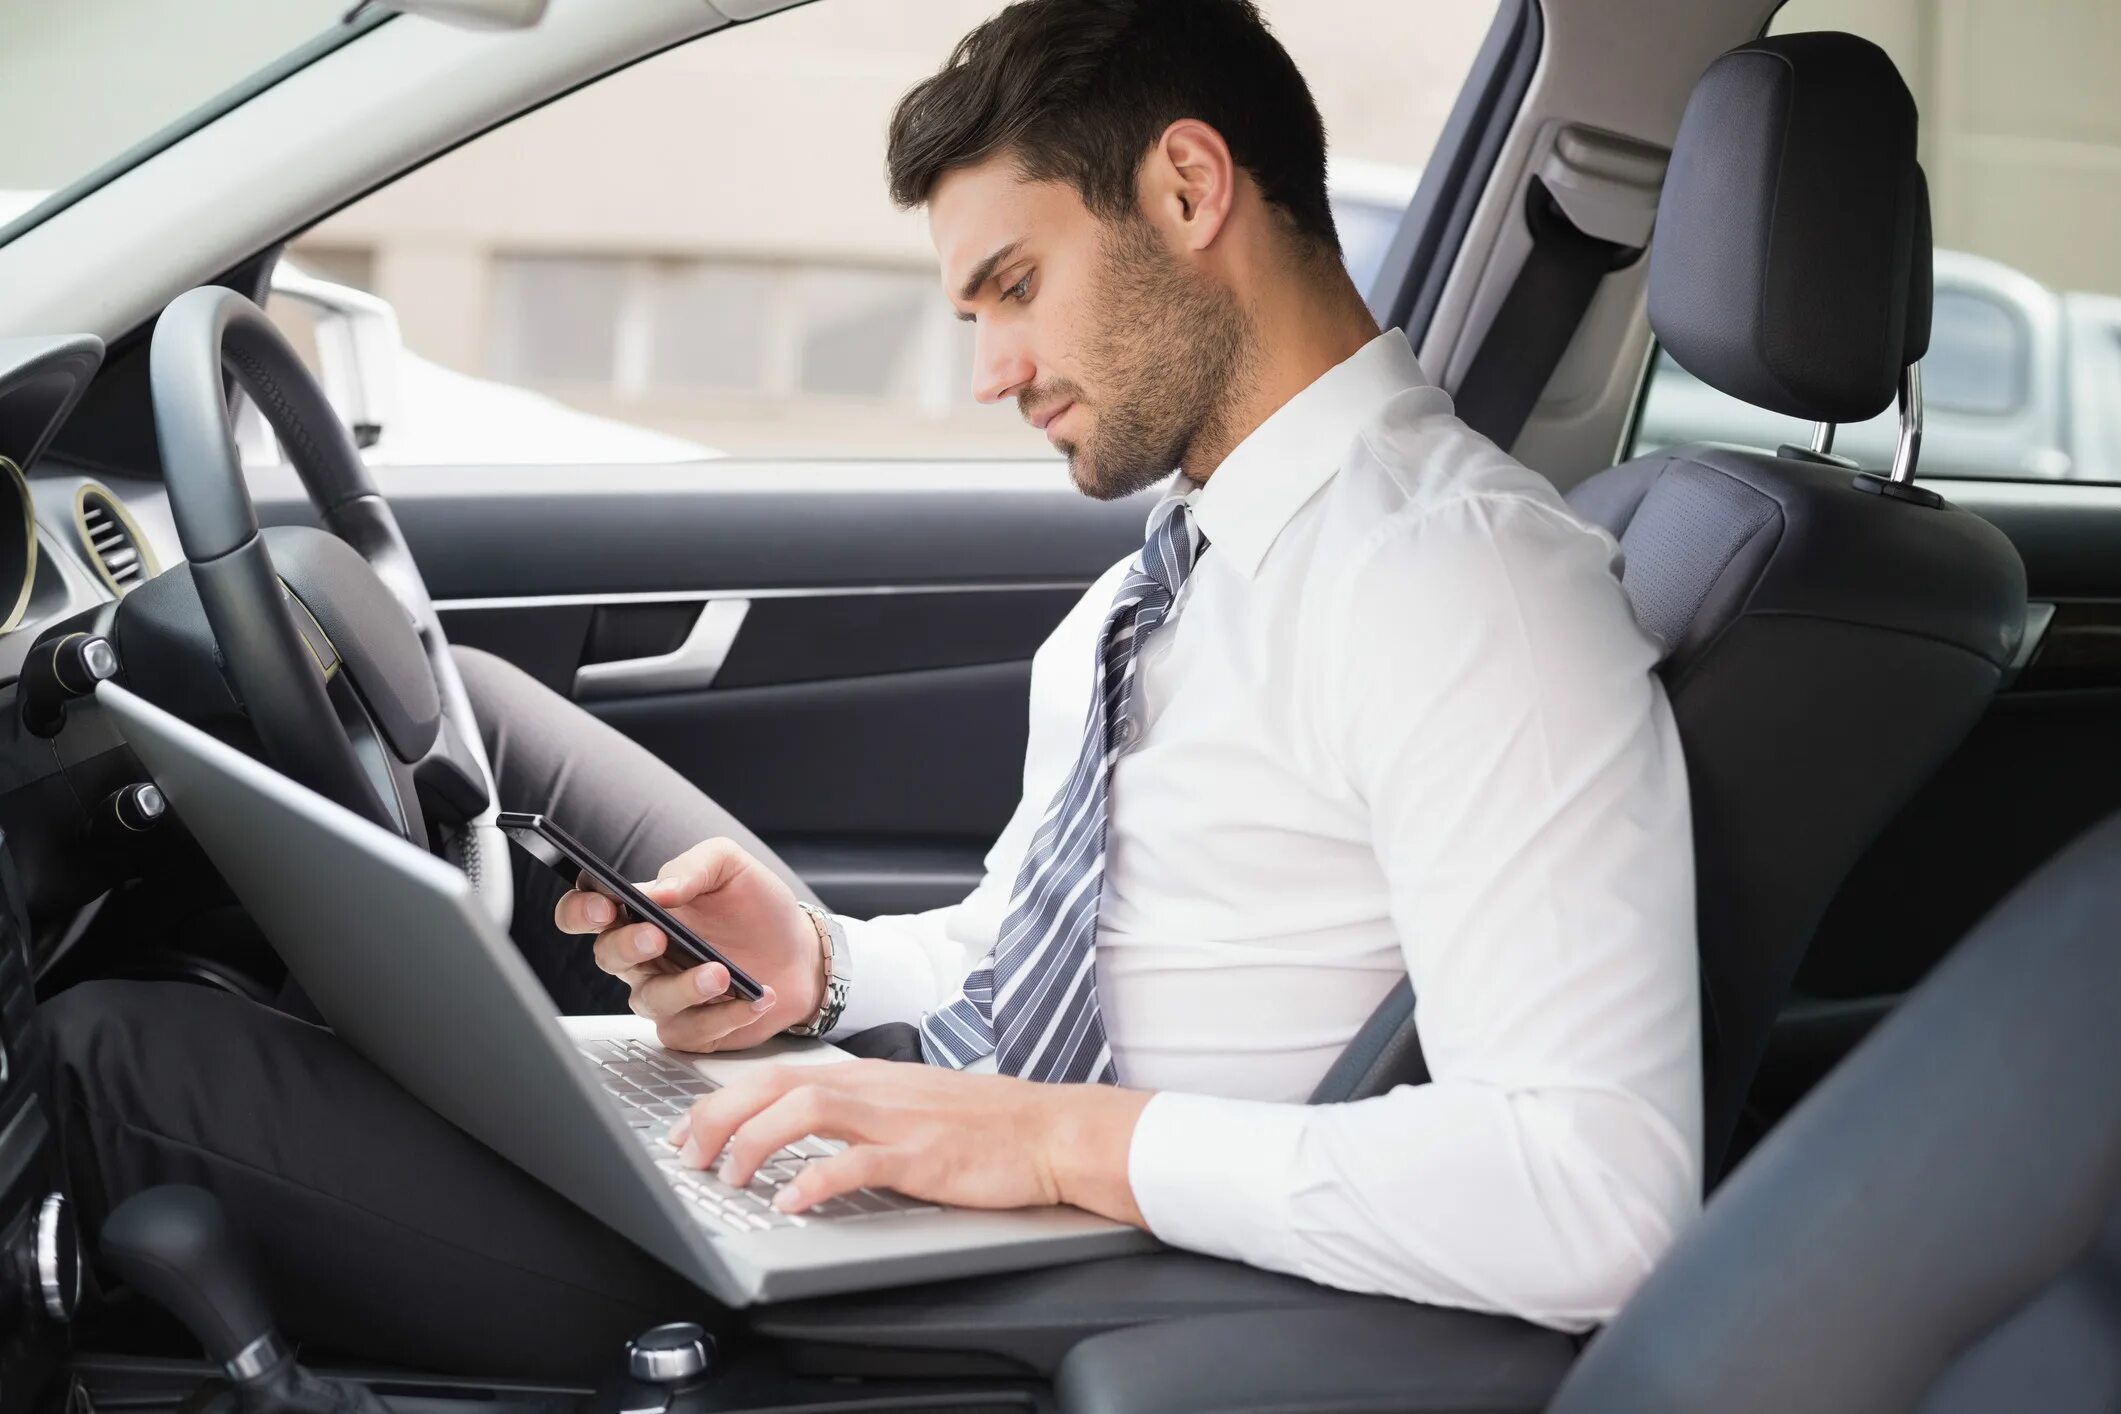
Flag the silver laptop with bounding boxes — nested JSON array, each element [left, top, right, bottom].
[[97, 682, 1151, 1306]]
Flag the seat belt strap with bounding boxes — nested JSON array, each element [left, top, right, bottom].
[[1307, 977, 1428, 1104], [1452, 176, 1643, 450]]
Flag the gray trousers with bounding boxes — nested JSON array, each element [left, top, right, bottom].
[[48, 648, 846, 1379]]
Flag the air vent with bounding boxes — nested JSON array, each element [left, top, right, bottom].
[[74, 486, 159, 598]]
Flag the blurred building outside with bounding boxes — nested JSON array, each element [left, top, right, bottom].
[[279, 0, 1491, 463]]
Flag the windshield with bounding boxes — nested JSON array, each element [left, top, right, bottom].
[[0, 0, 352, 226]]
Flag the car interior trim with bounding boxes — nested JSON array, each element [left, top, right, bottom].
[[572, 599, 750, 701], [2010, 600, 2121, 692], [0, 9, 400, 255], [1455, 0, 1787, 486], [1889, 363, 1924, 485], [0, 2, 730, 344], [225, 1331, 289, 1384], [1370, 0, 1542, 342], [2007, 601, 2057, 680], [0, 456, 40, 634], [36, 1191, 74, 1323], [707, 0, 815, 20], [71, 482, 163, 599], [434, 582, 1093, 612], [1945, 479, 2121, 514]]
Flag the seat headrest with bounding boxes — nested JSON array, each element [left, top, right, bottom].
[[1904, 164, 1932, 364], [1649, 33, 1921, 424]]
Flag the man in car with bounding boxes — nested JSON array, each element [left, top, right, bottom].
[[50, 0, 1700, 1378]]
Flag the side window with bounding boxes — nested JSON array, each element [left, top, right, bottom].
[[246, 0, 1495, 469], [1630, 0, 2121, 483]]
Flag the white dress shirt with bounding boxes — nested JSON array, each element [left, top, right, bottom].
[[828, 330, 1702, 1331]]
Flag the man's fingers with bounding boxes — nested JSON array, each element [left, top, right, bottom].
[[643, 838, 745, 907], [591, 921, 668, 977], [773, 1145, 895, 1214], [715, 1085, 842, 1186], [629, 961, 737, 1019], [553, 887, 621, 935], [649, 983, 780, 1053], [672, 1066, 808, 1168]]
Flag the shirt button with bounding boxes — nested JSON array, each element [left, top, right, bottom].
[[1113, 716, 1140, 751]]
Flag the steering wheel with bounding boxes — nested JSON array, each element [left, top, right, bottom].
[[137, 284, 512, 924]]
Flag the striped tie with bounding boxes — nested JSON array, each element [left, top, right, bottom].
[[919, 498, 1204, 1084]]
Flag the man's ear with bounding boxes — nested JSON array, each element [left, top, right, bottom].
[[1141, 119, 1237, 253]]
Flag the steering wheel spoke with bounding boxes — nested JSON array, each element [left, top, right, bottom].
[[413, 714, 492, 828], [327, 669, 422, 840]]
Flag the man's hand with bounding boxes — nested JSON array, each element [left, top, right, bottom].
[[553, 838, 824, 1053], [669, 1060, 1153, 1225]]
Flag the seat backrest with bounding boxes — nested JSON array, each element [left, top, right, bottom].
[[1313, 35, 2028, 1190], [1569, 33, 2026, 1180], [1548, 809, 2121, 1413]]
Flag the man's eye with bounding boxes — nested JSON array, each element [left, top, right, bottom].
[[1001, 273, 1033, 303]]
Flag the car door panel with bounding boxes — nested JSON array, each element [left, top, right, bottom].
[[711, 586, 1085, 689], [438, 602, 596, 694], [249, 460, 1146, 917], [434, 587, 1087, 698], [255, 463, 2121, 1013], [593, 663, 1034, 913], [249, 463, 1144, 597]]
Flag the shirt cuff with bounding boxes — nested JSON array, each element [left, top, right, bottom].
[[822, 913, 945, 1041], [1126, 1090, 1310, 1269]]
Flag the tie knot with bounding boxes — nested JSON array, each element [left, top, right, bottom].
[[1140, 499, 1202, 598]]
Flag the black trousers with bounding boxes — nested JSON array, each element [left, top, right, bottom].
[[48, 647, 901, 1380]]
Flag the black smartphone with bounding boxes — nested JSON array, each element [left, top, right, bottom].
[[496, 811, 765, 1002]]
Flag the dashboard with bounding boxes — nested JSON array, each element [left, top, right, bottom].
[[0, 337, 194, 929], [0, 337, 144, 1412], [0, 338, 180, 679]]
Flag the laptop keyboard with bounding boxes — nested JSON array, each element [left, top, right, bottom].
[[575, 1037, 940, 1236]]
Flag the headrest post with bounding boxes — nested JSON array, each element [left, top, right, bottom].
[[1888, 363, 1924, 485], [1809, 422, 1838, 456]]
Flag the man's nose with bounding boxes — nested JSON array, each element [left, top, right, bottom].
[[971, 323, 1035, 406]]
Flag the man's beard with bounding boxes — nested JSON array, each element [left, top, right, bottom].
[[1043, 217, 1254, 501]]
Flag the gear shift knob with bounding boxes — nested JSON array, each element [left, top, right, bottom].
[[100, 1186, 282, 1375]]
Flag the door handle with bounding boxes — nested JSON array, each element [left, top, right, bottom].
[[2001, 601, 2054, 690], [572, 599, 750, 701]]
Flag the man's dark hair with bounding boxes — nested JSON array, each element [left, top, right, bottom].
[[887, 0, 1339, 259]]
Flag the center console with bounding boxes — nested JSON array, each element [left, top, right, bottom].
[[73, 1185, 1039, 1414]]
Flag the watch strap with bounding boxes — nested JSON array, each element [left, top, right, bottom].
[[784, 902, 849, 1038]]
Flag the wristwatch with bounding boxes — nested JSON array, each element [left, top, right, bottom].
[[783, 902, 849, 1038]]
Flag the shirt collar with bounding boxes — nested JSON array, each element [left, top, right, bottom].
[[1150, 329, 1432, 579]]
